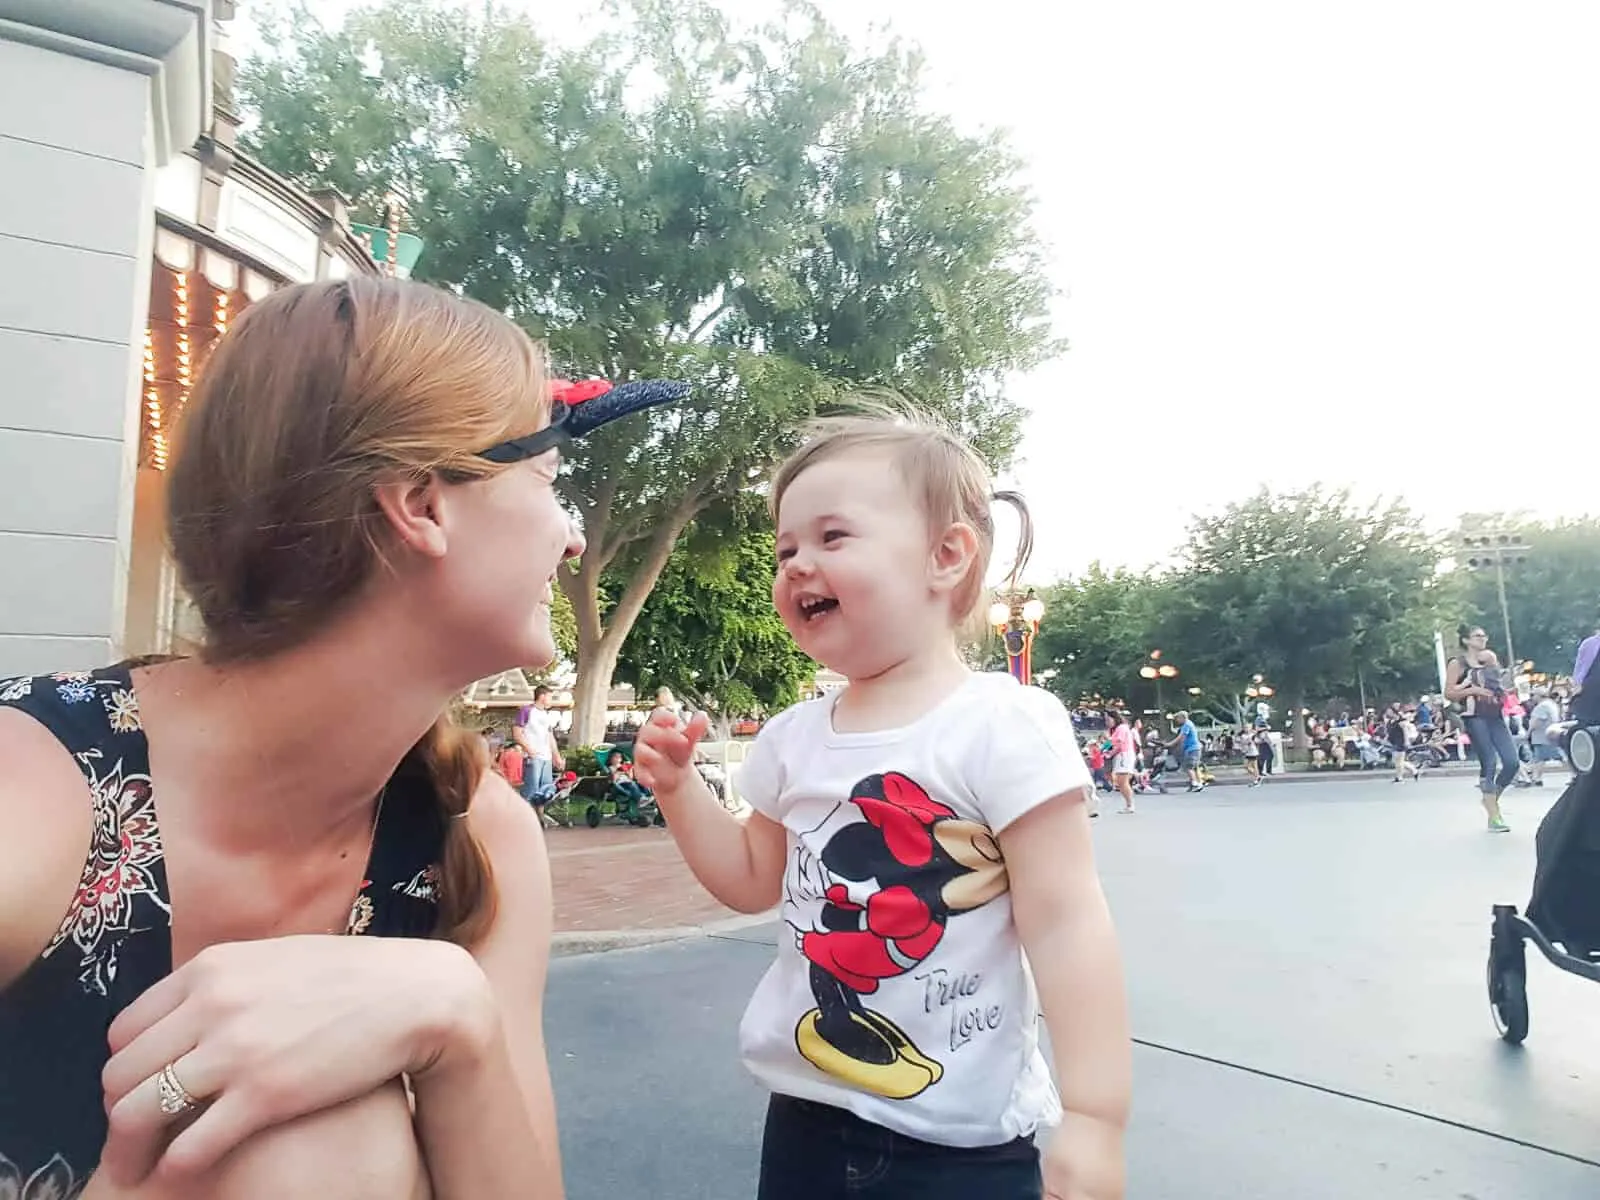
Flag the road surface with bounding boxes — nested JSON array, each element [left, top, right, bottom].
[[547, 774, 1600, 1198]]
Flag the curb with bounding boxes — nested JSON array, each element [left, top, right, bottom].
[[1128, 763, 1567, 790], [552, 908, 776, 957]]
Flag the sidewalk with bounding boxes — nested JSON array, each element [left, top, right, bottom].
[[548, 763, 1570, 954], [546, 825, 771, 955]]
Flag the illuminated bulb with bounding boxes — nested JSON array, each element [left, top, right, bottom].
[[142, 329, 167, 470], [1021, 597, 1045, 623], [987, 602, 1010, 628], [214, 289, 229, 337], [174, 272, 192, 425]]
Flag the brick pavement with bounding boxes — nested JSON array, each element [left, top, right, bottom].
[[545, 825, 742, 934]]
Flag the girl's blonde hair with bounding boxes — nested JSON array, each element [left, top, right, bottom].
[[768, 408, 1033, 623], [165, 276, 551, 948]]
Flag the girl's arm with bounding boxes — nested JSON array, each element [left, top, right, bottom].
[[1002, 792, 1131, 1200], [413, 774, 564, 1197], [634, 713, 787, 913]]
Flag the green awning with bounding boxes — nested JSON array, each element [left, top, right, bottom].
[[351, 224, 424, 275]]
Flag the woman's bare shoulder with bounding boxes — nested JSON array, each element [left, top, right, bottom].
[[0, 707, 95, 989]]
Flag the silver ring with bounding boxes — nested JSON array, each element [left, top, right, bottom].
[[156, 1061, 201, 1117]]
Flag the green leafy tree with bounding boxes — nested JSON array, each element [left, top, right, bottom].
[[240, 0, 1054, 740], [616, 522, 813, 728], [1453, 516, 1600, 676], [1164, 487, 1444, 746], [1031, 567, 1169, 711]]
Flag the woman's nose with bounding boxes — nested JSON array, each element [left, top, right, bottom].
[[565, 515, 587, 561]]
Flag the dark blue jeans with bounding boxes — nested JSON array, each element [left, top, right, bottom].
[[757, 1095, 1041, 1199], [1463, 713, 1520, 794]]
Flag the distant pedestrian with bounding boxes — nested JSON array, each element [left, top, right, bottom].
[[1167, 710, 1207, 792], [1445, 624, 1517, 831], [516, 684, 565, 825], [497, 738, 528, 789], [1572, 619, 1600, 705], [1526, 687, 1563, 787], [1387, 705, 1416, 782], [1110, 710, 1140, 813], [1253, 726, 1274, 782]]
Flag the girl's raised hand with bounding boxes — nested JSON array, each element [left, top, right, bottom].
[[633, 710, 710, 798]]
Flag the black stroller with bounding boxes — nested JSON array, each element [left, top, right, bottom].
[[1486, 676, 1600, 1043]]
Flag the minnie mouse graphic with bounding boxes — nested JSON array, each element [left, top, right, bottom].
[[789, 772, 1008, 1100]]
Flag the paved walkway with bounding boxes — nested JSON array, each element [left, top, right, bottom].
[[545, 764, 1569, 949], [547, 825, 754, 950]]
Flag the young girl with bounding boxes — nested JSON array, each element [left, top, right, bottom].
[[1108, 711, 1139, 814], [635, 414, 1130, 1200]]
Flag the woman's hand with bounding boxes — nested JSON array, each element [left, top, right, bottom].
[[99, 934, 496, 1186], [633, 710, 710, 799], [1044, 1113, 1126, 1199]]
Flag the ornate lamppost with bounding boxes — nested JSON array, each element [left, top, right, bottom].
[[1243, 674, 1275, 726], [1139, 649, 1179, 713], [990, 589, 1045, 685]]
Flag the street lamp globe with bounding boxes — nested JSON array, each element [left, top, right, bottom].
[[1021, 597, 1045, 623], [987, 601, 1010, 628]]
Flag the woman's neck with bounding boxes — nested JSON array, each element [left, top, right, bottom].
[[136, 616, 461, 855]]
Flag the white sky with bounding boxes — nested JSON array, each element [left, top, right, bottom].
[[236, 1, 1600, 580]]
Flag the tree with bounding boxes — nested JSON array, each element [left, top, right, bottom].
[[240, 0, 1055, 741], [1031, 567, 1168, 711], [1454, 516, 1600, 677], [1164, 487, 1444, 746], [616, 521, 813, 728]]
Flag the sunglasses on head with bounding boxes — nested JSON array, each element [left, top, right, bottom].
[[475, 401, 576, 465], [474, 378, 692, 465]]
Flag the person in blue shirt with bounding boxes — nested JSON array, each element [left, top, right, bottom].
[[1165, 711, 1208, 792], [1415, 696, 1434, 733]]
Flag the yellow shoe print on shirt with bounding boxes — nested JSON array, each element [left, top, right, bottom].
[[795, 1006, 944, 1099]]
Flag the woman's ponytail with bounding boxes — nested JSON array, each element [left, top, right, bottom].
[[411, 712, 497, 946]]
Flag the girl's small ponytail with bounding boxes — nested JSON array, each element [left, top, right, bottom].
[[991, 490, 1035, 588]]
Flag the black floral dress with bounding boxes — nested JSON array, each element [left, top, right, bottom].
[[0, 667, 447, 1198]]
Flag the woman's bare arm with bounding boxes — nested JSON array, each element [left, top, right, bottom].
[[0, 709, 94, 989], [1443, 657, 1475, 704], [410, 773, 563, 1198]]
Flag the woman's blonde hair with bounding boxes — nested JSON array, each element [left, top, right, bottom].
[[768, 408, 1033, 623], [165, 276, 551, 946]]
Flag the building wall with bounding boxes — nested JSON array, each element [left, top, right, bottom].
[[0, 37, 154, 676]]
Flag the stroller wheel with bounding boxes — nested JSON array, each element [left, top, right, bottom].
[[584, 804, 602, 829], [1487, 947, 1530, 1044]]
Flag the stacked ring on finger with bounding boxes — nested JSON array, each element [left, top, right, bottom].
[[155, 1061, 202, 1118]]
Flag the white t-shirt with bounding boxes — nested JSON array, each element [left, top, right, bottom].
[[735, 672, 1093, 1148], [1528, 698, 1561, 745], [518, 706, 554, 761]]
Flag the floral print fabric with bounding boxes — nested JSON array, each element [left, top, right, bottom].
[[0, 666, 446, 1188]]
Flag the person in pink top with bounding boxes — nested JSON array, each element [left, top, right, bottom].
[[1109, 711, 1140, 814]]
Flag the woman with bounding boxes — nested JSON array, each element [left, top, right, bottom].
[[1109, 710, 1140, 814], [0, 278, 686, 1197], [1253, 726, 1273, 783], [1444, 624, 1518, 831]]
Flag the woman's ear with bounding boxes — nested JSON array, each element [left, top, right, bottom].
[[929, 521, 981, 595], [374, 475, 449, 559]]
